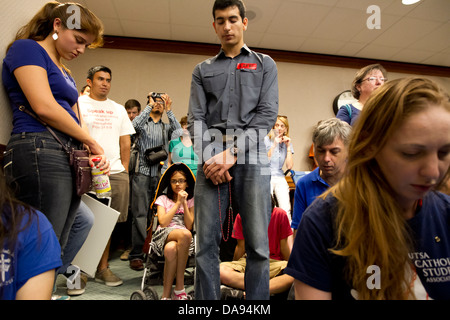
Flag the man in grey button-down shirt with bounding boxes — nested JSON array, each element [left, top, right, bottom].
[[188, 0, 278, 300]]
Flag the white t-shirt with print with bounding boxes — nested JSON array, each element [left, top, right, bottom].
[[78, 95, 135, 174]]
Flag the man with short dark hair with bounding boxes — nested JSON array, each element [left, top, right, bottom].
[[188, 0, 278, 300], [78, 65, 135, 286], [124, 99, 141, 121]]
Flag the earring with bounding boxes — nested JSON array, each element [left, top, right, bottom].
[[52, 32, 58, 41]]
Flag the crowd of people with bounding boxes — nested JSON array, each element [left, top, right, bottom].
[[1, 0, 449, 301]]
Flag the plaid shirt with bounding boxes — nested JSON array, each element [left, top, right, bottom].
[[132, 106, 181, 176]]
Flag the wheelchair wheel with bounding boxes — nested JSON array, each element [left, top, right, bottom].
[[130, 290, 147, 300], [143, 286, 159, 300], [187, 288, 195, 300]]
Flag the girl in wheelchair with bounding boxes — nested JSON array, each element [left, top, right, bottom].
[[150, 163, 195, 300]]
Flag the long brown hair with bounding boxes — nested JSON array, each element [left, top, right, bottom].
[[324, 77, 450, 299], [7, 1, 103, 52]]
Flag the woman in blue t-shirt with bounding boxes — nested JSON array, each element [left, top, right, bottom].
[[286, 77, 450, 300], [2, 3, 107, 253], [0, 167, 61, 300]]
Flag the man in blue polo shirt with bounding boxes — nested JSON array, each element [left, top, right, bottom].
[[291, 118, 351, 236]]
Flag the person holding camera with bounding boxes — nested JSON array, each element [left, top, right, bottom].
[[128, 92, 181, 270]]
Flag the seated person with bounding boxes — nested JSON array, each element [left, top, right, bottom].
[[220, 199, 293, 299], [286, 77, 450, 300], [265, 115, 294, 221], [291, 118, 351, 236], [149, 163, 195, 300]]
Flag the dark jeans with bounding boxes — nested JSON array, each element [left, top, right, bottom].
[[4, 132, 81, 250], [129, 173, 159, 260], [194, 152, 272, 300]]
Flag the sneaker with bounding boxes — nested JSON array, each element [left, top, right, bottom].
[[171, 289, 189, 300], [65, 265, 87, 296], [120, 249, 131, 261], [95, 267, 123, 287], [220, 285, 244, 300], [67, 273, 88, 296], [52, 282, 70, 300]]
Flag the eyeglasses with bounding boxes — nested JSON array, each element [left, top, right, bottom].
[[170, 179, 186, 184], [361, 77, 387, 83]]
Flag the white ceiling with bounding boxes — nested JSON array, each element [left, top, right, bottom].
[[78, 0, 450, 67]]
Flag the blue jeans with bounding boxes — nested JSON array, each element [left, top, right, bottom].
[[194, 153, 271, 300], [4, 132, 81, 251], [59, 200, 94, 274]]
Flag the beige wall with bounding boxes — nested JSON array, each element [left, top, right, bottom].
[[1, 1, 449, 171], [0, 0, 49, 147], [63, 47, 450, 171]]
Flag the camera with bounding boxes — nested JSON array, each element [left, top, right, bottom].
[[151, 92, 164, 100], [147, 92, 165, 105]]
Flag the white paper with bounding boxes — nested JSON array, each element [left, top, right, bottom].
[[71, 194, 119, 277]]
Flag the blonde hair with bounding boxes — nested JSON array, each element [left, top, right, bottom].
[[324, 77, 450, 299], [8, 1, 103, 51], [268, 115, 289, 140]]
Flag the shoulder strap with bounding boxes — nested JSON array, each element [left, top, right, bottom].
[[345, 104, 352, 119], [18, 105, 70, 153], [18, 102, 84, 152]]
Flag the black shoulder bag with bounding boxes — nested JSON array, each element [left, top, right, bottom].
[[144, 123, 168, 166]]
